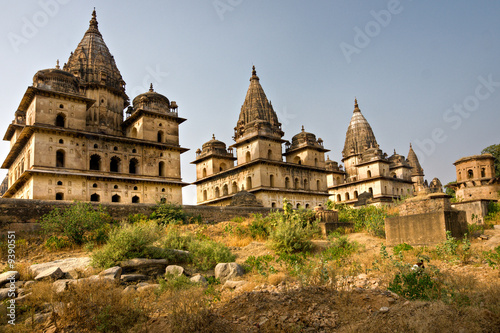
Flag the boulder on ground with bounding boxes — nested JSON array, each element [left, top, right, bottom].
[[120, 274, 149, 283], [0, 271, 19, 286], [137, 284, 160, 293], [119, 258, 168, 276], [224, 280, 246, 289], [35, 267, 64, 281], [190, 274, 208, 285], [215, 263, 244, 283], [53, 279, 70, 294], [29, 257, 91, 276], [165, 265, 184, 277], [0, 288, 14, 301], [99, 266, 122, 280]]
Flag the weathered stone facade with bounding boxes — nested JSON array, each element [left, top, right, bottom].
[[326, 99, 426, 206], [192, 67, 330, 208], [448, 154, 500, 201], [1, 11, 188, 204]]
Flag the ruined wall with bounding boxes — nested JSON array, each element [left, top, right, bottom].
[[451, 199, 491, 224], [397, 194, 452, 216], [385, 210, 467, 246], [0, 198, 274, 232]]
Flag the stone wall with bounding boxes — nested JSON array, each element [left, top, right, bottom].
[[397, 193, 452, 216], [385, 210, 467, 246], [451, 199, 492, 224], [0, 198, 275, 232]]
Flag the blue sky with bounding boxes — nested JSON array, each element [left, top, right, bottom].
[[1, 0, 499, 204]]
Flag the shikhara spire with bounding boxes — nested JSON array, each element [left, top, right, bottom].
[[342, 98, 378, 159]]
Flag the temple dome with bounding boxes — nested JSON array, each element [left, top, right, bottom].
[[342, 99, 378, 159], [234, 66, 283, 142], [63, 9, 127, 99], [132, 84, 171, 113], [407, 143, 424, 176], [33, 63, 80, 94], [202, 134, 227, 152]]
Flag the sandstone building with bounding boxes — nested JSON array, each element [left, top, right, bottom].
[[1, 11, 188, 204], [192, 67, 330, 208], [448, 154, 500, 201], [326, 99, 426, 205]]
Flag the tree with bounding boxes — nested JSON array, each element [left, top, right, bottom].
[[481, 144, 500, 177]]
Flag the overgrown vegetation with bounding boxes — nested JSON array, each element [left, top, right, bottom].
[[40, 201, 113, 246], [482, 143, 500, 177]]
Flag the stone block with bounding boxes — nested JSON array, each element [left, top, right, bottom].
[[215, 263, 244, 283], [35, 267, 64, 281], [0, 271, 19, 286]]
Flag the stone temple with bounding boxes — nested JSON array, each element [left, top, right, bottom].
[[1, 10, 188, 204], [326, 99, 428, 205], [192, 66, 330, 208]]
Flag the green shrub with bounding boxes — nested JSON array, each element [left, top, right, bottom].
[[91, 221, 164, 268], [322, 235, 358, 262], [485, 201, 500, 224], [40, 202, 113, 245], [231, 216, 246, 223], [162, 228, 194, 251], [269, 217, 316, 255], [45, 235, 71, 251], [248, 218, 270, 239], [159, 274, 197, 292], [335, 204, 388, 238], [388, 268, 441, 301], [244, 255, 277, 276], [188, 239, 235, 271], [393, 242, 413, 255], [150, 202, 187, 225], [483, 246, 500, 268]]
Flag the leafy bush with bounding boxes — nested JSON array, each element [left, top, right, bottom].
[[389, 268, 441, 301], [393, 242, 413, 255], [91, 221, 165, 268], [322, 235, 359, 262], [483, 246, 500, 268], [335, 204, 389, 238], [248, 217, 270, 240], [159, 274, 197, 292], [150, 202, 187, 225], [485, 201, 500, 224], [45, 235, 71, 251], [269, 213, 317, 255], [188, 238, 236, 271], [40, 202, 113, 245], [245, 255, 277, 276]]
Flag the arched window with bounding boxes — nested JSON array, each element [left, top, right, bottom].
[[305, 204, 310, 209], [345, 192, 350, 200], [55, 193, 64, 200], [94, 144, 99, 149], [55, 113, 65, 127], [89, 154, 101, 171], [369, 187, 373, 194], [271, 202, 276, 208], [157, 131, 164, 143], [245, 151, 251, 163], [215, 187, 220, 197], [92, 183, 98, 188], [112, 194, 121, 203], [223, 184, 228, 196], [294, 156, 301, 165], [131, 128, 138, 138], [285, 177, 290, 189], [270, 175, 274, 187], [294, 178, 300, 189], [232, 182, 238, 193], [481, 168, 485, 178], [90, 193, 100, 202], [468, 169, 473, 179], [267, 149, 272, 160], [203, 190, 207, 201], [133, 186, 138, 191], [296, 203, 301, 209], [458, 172, 461, 181], [354, 191, 358, 198], [110, 156, 120, 172], [129, 158, 139, 174], [159, 161, 165, 176], [246, 176, 252, 190], [202, 168, 207, 177], [304, 179, 309, 190], [314, 158, 318, 167], [58, 139, 64, 144], [316, 180, 320, 191], [113, 185, 118, 189], [132, 195, 140, 203], [56, 150, 65, 168], [220, 163, 227, 171], [337, 194, 341, 202], [335, 177, 340, 185], [57, 181, 63, 186], [367, 170, 372, 178]]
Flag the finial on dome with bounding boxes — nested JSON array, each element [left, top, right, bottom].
[[409, 143, 413, 148], [55, 59, 60, 69], [252, 65, 256, 76], [301, 125, 305, 132], [149, 83, 154, 92], [354, 97, 358, 108], [394, 149, 396, 154], [88, 8, 99, 32], [212, 134, 215, 140]]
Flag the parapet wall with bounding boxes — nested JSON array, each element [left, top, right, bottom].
[[397, 193, 452, 216], [451, 199, 492, 224], [0, 198, 275, 232]]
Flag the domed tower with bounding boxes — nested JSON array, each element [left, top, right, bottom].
[[232, 66, 286, 164], [342, 98, 378, 178], [407, 143, 426, 192], [63, 9, 129, 135], [192, 134, 236, 181], [284, 126, 329, 168]]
